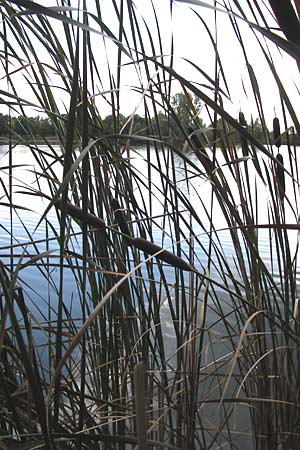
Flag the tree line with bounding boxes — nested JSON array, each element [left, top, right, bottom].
[[0, 93, 297, 145]]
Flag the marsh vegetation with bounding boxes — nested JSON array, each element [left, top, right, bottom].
[[0, 1, 300, 449]]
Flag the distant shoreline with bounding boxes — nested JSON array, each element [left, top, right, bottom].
[[0, 137, 61, 146]]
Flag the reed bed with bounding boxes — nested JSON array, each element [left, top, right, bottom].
[[0, 1, 299, 449]]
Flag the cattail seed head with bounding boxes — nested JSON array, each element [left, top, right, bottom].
[[239, 112, 247, 127], [273, 117, 281, 148], [275, 153, 285, 201], [131, 237, 193, 271], [55, 199, 105, 229]]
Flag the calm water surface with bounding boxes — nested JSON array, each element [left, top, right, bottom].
[[0, 144, 298, 317]]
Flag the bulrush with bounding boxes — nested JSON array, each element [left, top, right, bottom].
[[111, 198, 132, 241], [273, 117, 281, 148], [131, 237, 193, 272], [275, 153, 285, 201], [55, 199, 105, 229]]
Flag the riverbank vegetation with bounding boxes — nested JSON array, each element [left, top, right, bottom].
[[0, 1, 300, 449], [2, 109, 296, 146]]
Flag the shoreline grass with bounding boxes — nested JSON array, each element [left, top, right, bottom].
[[0, 1, 299, 449]]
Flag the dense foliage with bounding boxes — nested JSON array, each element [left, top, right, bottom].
[[0, 110, 281, 145]]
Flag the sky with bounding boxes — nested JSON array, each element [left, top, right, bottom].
[[0, 0, 299, 130]]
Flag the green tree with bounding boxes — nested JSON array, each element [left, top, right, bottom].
[[13, 116, 32, 136], [123, 114, 147, 135], [171, 92, 204, 130], [35, 116, 55, 137], [151, 112, 170, 137], [249, 117, 266, 142], [208, 116, 268, 146], [103, 114, 126, 133], [0, 113, 8, 136]]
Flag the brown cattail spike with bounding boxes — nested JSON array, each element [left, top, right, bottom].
[[131, 237, 193, 271], [273, 117, 281, 148], [111, 198, 132, 241], [275, 153, 285, 201], [55, 199, 105, 229], [239, 112, 247, 127]]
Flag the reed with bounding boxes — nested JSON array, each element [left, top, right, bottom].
[[0, 1, 299, 450]]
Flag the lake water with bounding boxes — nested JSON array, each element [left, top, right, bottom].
[[0, 143, 299, 448], [1, 144, 298, 305]]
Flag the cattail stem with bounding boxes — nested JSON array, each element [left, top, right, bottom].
[[134, 362, 148, 450]]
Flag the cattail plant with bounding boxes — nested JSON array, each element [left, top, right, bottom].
[[1, 2, 300, 450], [131, 237, 193, 271], [275, 153, 286, 201], [273, 116, 281, 148], [273, 117, 285, 201], [134, 362, 148, 450], [111, 198, 193, 270], [55, 198, 105, 229]]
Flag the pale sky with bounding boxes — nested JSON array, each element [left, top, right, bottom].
[[0, 0, 299, 130]]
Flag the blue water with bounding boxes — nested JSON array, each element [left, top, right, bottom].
[[0, 144, 298, 321]]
